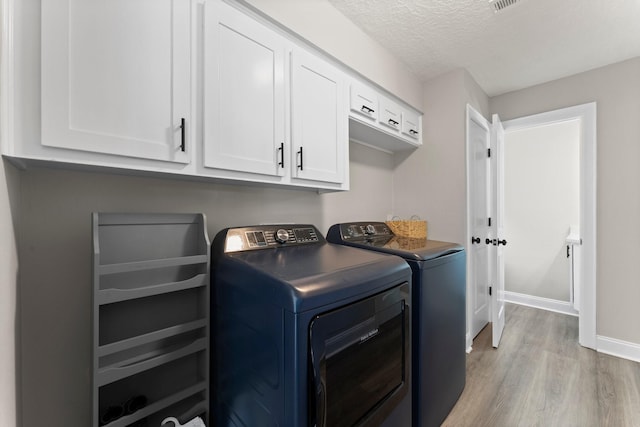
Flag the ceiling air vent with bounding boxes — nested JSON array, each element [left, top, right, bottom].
[[489, 0, 520, 13]]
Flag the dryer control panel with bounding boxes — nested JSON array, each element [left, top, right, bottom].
[[218, 224, 324, 253]]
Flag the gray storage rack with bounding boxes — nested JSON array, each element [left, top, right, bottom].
[[92, 213, 210, 427]]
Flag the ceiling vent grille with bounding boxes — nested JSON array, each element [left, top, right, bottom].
[[489, 0, 520, 13]]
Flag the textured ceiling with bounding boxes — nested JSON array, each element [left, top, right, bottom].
[[327, 0, 640, 96]]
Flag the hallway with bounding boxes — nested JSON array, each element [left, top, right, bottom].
[[443, 304, 640, 427]]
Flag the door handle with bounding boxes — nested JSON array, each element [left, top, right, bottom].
[[297, 146, 303, 171], [278, 142, 284, 168], [180, 118, 186, 152], [485, 238, 506, 246]]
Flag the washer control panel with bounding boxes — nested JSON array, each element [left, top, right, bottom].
[[221, 224, 323, 253], [336, 222, 393, 241]]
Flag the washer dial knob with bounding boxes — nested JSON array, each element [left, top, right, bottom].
[[275, 228, 290, 244]]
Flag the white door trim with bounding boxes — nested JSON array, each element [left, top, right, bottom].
[[465, 104, 492, 351], [502, 102, 597, 349]]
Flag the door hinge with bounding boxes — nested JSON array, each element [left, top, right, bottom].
[[489, 286, 492, 296], [488, 217, 492, 227], [487, 148, 491, 158]]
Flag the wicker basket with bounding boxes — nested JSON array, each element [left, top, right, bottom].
[[385, 216, 428, 238]]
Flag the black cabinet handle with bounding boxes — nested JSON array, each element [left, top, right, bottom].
[[388, 119, 399, 126], [567, 245, 570, 258], [471, 237, 480, 244], [180, 118, 186, 152], [361, 105, 375, 114], [486, 238, 492, 245], [297, 146, 303, 171], [498, 239, 507, 246], [278, 142, 284, 168], [409, 129, 418, 135]]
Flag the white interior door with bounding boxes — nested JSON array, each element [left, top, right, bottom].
[[466, 106, 491, 339], [491, 114, 506, 348]]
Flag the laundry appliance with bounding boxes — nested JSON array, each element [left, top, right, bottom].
[[211, 224, 413, 427], [327, 222, 466, 427]]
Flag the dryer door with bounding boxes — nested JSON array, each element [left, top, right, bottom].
[[308, 282, 410, 427]]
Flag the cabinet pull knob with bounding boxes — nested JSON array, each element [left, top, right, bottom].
[[388, 119, 399, 126], [409, 129, 418, 135], [361, 105, 375, 114], [278, 142, 284, 168], [180, 118, 186, 152], [297, 146, 303, 171], [471, 237, 480, 244]]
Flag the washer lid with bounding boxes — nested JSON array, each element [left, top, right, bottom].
[[349, 236, 463, 261], [327, 222, 463, 261]]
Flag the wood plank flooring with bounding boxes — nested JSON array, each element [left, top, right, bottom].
[[441, 304, 640, 427]]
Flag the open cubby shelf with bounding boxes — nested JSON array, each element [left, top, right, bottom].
[[97, 338, 208, 387], [98, 319, 207, 358], [92, 213, 210, 427], [102, 383, 207, 427], [98, 272, 208, 304], [99, 255, 209, 275]]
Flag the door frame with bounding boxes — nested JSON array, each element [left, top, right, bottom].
[[500, 102, 597, 349], [465, 104, 492, 351]]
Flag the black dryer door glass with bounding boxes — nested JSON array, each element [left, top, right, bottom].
[[309, 284, 409, 427]]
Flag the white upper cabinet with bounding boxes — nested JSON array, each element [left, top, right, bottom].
[[350, 82, 378, 123], [10, 0, 417, 190], [378, 96, 402, 132], [348, 80, 422, 152], [41, 0, 191, 164], [402, 109, 421, 141], [291, 49, 347, 185], [203, 0, 286, 178]]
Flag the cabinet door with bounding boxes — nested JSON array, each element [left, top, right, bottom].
[[378, 96, 402, 132], [291, 50, 347, 184], [41, 0, 190, 164], [350, 82, 378, 122], [401, 110, 421, 141], [203, 1, 286, 177]]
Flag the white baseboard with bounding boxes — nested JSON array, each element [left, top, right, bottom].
[[597, 336, 640, 364], [505, 292, 640, 364], [504, 291, 579, 317], [466, 331, 472, 353]]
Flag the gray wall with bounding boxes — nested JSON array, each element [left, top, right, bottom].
[[491, 57, 640, 345], [0, 159, 19, 427], [16, 143, 393, 426], [393, 68, 489, 244], [392, 68, 489, 348]]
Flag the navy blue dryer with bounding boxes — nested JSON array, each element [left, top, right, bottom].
[[327, 222, 466, 427], [211, 224, 413, 427]]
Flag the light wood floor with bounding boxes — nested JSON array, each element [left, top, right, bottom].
[[442, 304, 640, 427]]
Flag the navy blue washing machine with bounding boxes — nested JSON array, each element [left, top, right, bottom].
[[327, 222, 466, 427], [211, 224, 413, 427]]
